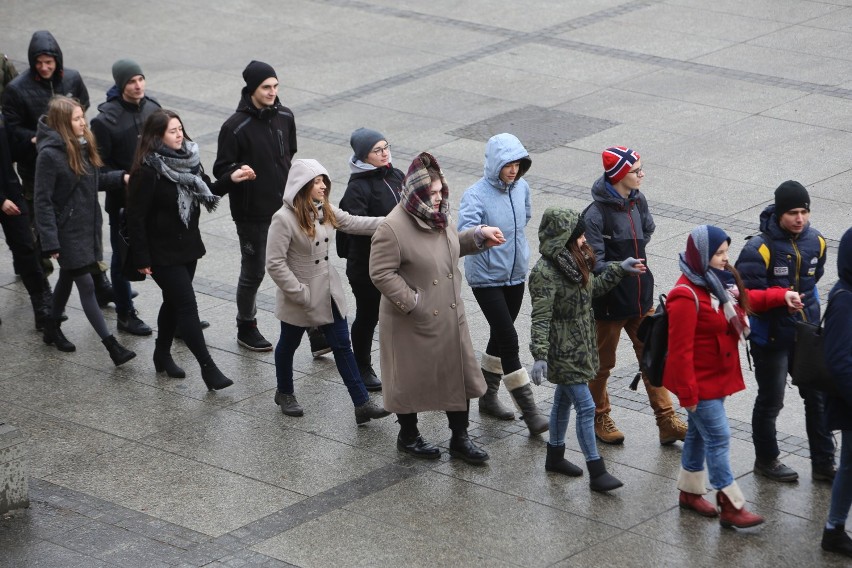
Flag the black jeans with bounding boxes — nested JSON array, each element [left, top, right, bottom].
[[348, 277, 381, 367], [150, 261, 211, 365], [471, 283, 525, 374]]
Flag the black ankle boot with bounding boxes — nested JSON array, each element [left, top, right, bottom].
[[43, 318, 76, 352], [200, 361, 233, 391], [587, 457, 623, 492], [822, 525, 852, 557], [93, 271, 116, 308], [397, 432, 441, 459], [102, 335, 136, 366], [545, 443, 583, 476], [449, 431, 489, 464], [153, 346, 186, 378]]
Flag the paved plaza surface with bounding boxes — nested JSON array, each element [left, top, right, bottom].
[[2, 0, 852, 566]]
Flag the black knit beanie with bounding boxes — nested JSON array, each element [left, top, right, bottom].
[[242, 60, 277, 95], [568, 217, 587, 244], [112, 59, 143, 89], [774, 180, 810, 216], [350, 128, 386, 162]]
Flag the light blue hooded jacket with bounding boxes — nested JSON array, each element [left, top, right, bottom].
[[458, 133, 532, 287]]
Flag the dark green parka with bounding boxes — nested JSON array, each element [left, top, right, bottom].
[[529, 207, 627, 385]]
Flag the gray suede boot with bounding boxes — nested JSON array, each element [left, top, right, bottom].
[[478, 354, 515, 420], [505, 368, 549, 434]]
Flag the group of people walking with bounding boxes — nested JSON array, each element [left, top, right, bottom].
[[2, 30, 851, 559]]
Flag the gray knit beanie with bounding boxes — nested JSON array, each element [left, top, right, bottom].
[[350, 128, 386, 161], [112, 59, 144, 89]]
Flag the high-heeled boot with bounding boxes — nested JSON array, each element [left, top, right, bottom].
[[102, 335, 136, 366], [153, 339, 185, 378], [200, 360, 234, 391]]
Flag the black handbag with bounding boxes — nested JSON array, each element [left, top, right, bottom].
[[117, 209, 145, 282], [790, 290, 848, 396]]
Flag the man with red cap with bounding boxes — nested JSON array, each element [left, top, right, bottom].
[[583, 147, 688, 446]]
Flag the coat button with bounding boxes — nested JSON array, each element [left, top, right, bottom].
[[324, 238, 328, 242], [315, 241, 320, 246], [396, 301, 401, 306], [433, 310, 439, 316], [315, 259, 319, 264], [447, 274, 452, 279], [433, 280, 438, 285], [324, 256, 328, 260], [451, 303, 456, 309]]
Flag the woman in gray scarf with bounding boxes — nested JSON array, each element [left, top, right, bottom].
[[126, 109, 254, 390]]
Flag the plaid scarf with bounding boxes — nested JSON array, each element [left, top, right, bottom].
[[400, 152, 449, 229], [144, 140, 219, 228]]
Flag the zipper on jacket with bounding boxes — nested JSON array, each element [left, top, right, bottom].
[[626, 202, 642, 315], [791, 238, 806, 322], [509, 184, 518, 284]]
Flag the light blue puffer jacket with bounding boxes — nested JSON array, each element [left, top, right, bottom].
[[458, 133, 532, 287]]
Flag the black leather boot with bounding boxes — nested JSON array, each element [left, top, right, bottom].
[[397, 433, 441, 459], [545, 443, 583, 476], [200, 361, 234, 391], [449, 431, 489, 464], [43, 318, 75, 352], [102, 335, 136, 366]]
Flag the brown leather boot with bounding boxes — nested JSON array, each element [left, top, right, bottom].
[[594, 413, 624, 445], [658, 413, 688, 445], [717, 483, 764, 529]]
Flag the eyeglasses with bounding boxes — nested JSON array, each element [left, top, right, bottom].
[[370, 144, 391, 155], [628, 166, 644, 176]]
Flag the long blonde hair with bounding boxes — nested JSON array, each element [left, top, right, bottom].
[[292, 175, 338, 238], [45, 96, 103, 175]]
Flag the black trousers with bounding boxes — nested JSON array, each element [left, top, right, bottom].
[[0, 202, 46, 299], [471, 283, 525, 374], [397, 401, 470, 438], [150, 261, 210, 365], [348, 277, 381, 367]]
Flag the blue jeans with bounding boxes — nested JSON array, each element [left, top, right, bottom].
[[750, 343, 835, 466], [828, 431, 852, 526], [274, 302, 368, 407], [548, 383, 599, 461], [682, 398, 734, 490], [235, 220, 270, 324], [108, 212, 133, 316]]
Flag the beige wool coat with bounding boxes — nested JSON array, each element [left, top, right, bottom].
[[369, 205, 487, 413], [267, 159, 383, 327]]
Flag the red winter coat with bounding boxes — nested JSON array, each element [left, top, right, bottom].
[[663, 275, 788, 408]]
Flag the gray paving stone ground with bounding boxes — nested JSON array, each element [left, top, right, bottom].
[[2, 0, 852, 566]]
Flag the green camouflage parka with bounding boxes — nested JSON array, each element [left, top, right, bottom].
[[529, 207, 627, 385]]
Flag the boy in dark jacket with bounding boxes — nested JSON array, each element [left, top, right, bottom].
[[735, 180, 834, 483], [584, 146, 687, 446]]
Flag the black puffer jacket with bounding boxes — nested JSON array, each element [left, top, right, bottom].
[[212, 90, 296, 223], [337, 160, 404, 281], [33, 118, 122, 270], [583, 175, 655, 320], [90, 86, 161, 215], [1, 31, 89, 168]]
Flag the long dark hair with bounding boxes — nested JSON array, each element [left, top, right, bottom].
[[567, 237, 596, 287], [292, 176, 338, 238], [129, 109, 191, 176]]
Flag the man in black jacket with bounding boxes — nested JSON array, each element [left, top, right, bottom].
[[213, 61, 297, 352], [0, 116, 51, 329], [91, 59, 157, 337]]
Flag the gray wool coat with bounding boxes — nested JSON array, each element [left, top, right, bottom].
[[369, 205, 487, 414], [266, 159, 383, 327], [33, 118, 123, 270]]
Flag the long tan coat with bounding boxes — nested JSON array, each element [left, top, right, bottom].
[[369, 205, 487, 413], [267, 159, 382, 327]]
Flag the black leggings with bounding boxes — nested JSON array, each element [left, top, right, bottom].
[[53, 269, 110, 338], [471, 283, 525, 374], [150, 261, 211, 365], [348, 278, 381, 367]]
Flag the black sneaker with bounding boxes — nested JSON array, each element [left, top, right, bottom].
[[117, 309, 153, 336], [308, 327, 332, 358], [237, 321, 272, 351], [813, 462, 837, 483], [822, 525, 852, 557], [754, 458, 799, 482]]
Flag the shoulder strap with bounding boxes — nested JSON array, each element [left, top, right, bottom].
[[583, 200, 612, 237], [672, 283, 699, 313], [821, 288, 850, 326]]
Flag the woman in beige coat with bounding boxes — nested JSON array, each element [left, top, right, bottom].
[[369, 152, 505, 464], [266, 158, 391, 425]]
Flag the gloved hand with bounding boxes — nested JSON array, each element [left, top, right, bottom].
[[531, 360, 547, 386], [620, 257, 646, 274]]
